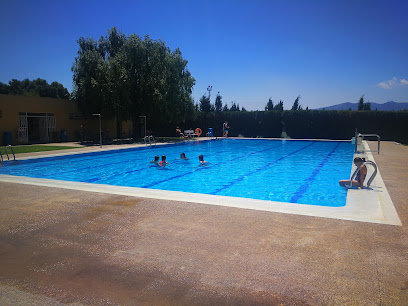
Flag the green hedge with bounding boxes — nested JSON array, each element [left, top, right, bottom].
[[192, 111, 282, 138], [150, 110, 408, 144], [283, 110, 408, 144]]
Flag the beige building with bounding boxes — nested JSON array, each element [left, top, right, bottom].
[[0, 94, 133, 145]]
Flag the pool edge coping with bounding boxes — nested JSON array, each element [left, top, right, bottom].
[[0, 139, 401, 226]]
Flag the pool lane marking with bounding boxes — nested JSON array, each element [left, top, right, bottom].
[[210, 142, 316, 195], [5, 150, 152, 179], [290, 142, 342, 203], [81, 141, 248, 183], [141, 143, 284, 189], [7, 140, 224, 179], [25, 141, 231, 182]]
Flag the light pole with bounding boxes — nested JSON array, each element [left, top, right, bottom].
[[92, 114, 102, 147], [207, 85, 212, 101], [139, 116, 146, 139]]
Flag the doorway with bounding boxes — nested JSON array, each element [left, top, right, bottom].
[[19, 112, 56, 143]]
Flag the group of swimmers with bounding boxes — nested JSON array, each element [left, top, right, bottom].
[[151, 153, 208, 167]]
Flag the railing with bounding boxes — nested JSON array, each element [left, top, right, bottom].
[[5, 145, 16, 161], [354, 130, 380, 154], [348, 160, 378, 188], [144, 135, 156, 146]]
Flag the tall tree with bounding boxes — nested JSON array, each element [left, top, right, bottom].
[[291, 95, 301, 110], [363, 102, 371, 111], [230, 102, 240, 111], [72, 27, 196, 130], [274, 100, 284, 111], [358, 95, 371, 111], [215, 92, 223, 112], [265, 97, 274, 111], [199, 95, 211, 113], [358, 95, 365, 110]]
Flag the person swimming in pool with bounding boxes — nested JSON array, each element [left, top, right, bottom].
[[151, 155, 160, 164], [159, 155, 170, 167], [339, 157, 367, 188], [198, 154, 208, 165], [179, 152, 188, 160]]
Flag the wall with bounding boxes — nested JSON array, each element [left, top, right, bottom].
[[0, 95, 130, 145]]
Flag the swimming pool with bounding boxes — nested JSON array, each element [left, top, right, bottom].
[[0, 139, 354, 207]]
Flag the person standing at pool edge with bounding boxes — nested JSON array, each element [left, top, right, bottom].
[[339, 157, 367, 188], [223, 121, 230, 137]]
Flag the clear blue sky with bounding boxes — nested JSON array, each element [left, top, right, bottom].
[[1, 0, 407, 110]]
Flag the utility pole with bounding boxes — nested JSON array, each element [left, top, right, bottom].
[[207, 85, 213, 102], [92, 114, 102, 147], [139, 116, 147, 139]]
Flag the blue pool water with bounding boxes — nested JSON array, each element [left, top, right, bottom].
[[0, 139, 354, 206]]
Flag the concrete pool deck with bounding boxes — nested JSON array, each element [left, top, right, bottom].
[[1, 141, 408, 304]]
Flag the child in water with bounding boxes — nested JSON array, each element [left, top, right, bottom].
[[339, 157, 367, 188], [180, 153, 188, 160], [159, 155, 170, 167], [151, 155, 160, 164], [198, 155, 208, 165]]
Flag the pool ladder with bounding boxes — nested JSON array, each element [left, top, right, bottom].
[[348, 160, 377, 188], [0, 145, 16, 163], [144, 135, 156, 146]]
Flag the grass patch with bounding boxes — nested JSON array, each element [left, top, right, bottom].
[[0, 145, 82, 155]]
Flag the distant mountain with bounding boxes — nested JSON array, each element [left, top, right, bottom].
[[317, 101, 408, 111]]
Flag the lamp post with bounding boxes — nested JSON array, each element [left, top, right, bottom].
[[207, 85, 212, 101], [139, 116, 146, 139], [92, 114, 102, 147]]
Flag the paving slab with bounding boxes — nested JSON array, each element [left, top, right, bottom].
[[0, 141, 407, 305]]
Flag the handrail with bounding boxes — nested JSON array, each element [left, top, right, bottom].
[[354, 130, 380, 154], [5, 145, 16, 161], [144, 135, 156, 146], [359, 133, 380, 154], [348, 160, 377, 188], [5, 146, 9, 160]]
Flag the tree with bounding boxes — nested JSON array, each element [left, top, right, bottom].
[[265, 98, 274, 111], [0, 82, 10, 94], [215, 92, 223, 112], [222, 104, 229, 112], [363, 102, 371, 111], [199, 95, 211, 113], [291, 95, 301, 110], [358, 95, 365, 110], [0, 78, 69, 98], [357, 94, 371, 111], [72, 27, 196, 132], [274, 100, 284, 111], [230, 102, 240, 111]]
